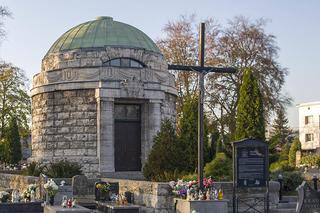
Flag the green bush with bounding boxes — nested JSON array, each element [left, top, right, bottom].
[[279, 143, 290, 161], [289, 138, 301, 167], [22, 160, 82, 178], [204, 152, 232, 181], [22, 162, 44, 176], [180, 173, 197, 181], [270, 171, 303, 192], [300, 155, 320, 167], [143, 119, 185, 181], [269, 153, 279, 165], [269, 160, 294, 173], [44, 160, 82, 178]]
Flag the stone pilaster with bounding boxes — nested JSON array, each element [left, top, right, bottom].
[[143, 100, 162, 165], [97, 97, 115, 173]]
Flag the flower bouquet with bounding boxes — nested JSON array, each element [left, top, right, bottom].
[[169, 179, 189, 199], [95, 182, 111, 201], [44, 179, 59, 205], [0, 191, 10, 203], [23, 184, 37, 202], [169, 177, 216, 200]]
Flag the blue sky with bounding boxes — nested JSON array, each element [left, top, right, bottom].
[[0, 0, 319, 128]]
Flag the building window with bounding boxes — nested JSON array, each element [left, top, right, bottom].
[[305, 133, 314, 142], [305, 115, 313, 125], [103, 58, 145, 68]]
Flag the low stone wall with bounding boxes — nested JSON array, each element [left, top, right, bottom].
[[0, 173, 39, 192], [0, 174, 279, 213]]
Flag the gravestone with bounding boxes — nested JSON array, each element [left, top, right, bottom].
[[235, 140, 268, 188], [297, 181, 320, 213], [72, 175, 88, 196], [232, 138, 269, 213]]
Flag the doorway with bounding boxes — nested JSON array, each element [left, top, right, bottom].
[[114, 104, 141, 171]]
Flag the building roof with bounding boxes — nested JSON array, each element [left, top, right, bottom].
[[296, 101, 320, 108], [46, 16, 161, 55]]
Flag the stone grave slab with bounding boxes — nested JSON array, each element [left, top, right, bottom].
[[44, 205, 91, 213]]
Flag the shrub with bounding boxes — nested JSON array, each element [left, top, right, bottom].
[[270, 171, 303, 192], [22, 162, 44, 176], [269, 160, 294, 173], [143, 119, 184, 181], [279, 143, 290, 161], [269, 153, 279, 165], [288, 138, 301, 167], [204, 152, 232, 181], [22, 160, 82, 178], [180, 173, 197, 181], [44, 160, 82, 178], [300, 155, 320, 168]]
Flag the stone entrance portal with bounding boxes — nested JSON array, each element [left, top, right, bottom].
[[114, 104, 141, 171]]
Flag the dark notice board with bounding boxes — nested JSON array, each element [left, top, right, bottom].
[[234, 139, 268, 188]]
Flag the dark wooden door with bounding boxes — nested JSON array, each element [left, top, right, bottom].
[[114, 104, 141, 171]]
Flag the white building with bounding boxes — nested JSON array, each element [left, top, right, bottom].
[[297, 101, 320, 152]]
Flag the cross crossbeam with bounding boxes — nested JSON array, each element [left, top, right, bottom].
[[168, 64, 237, 74]]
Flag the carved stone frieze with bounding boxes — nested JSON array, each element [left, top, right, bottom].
[[120, 76, 144, 98]]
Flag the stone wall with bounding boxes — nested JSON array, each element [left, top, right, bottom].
[[0, 173, 39, 192], [31, 89, 99, 177]]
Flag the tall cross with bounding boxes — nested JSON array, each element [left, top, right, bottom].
[[168, 23, 236, 189]]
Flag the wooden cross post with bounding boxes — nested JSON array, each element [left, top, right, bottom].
[[168, 23, 236, 189]]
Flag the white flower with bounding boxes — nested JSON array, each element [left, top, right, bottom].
[[0, 191, 9, 199], [169, 181, 176, 188]]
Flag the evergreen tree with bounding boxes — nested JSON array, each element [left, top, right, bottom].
[[289, 138, 301, 167], [235, 68, 265, 140], [143, 119, 184, 181], [279, 143, 290, 162], [270, 106, 291, 148], [4, 117, 21, 164], [177, 95, 210, 172]]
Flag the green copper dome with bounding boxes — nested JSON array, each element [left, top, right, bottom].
[[46, 16, 161, 55]]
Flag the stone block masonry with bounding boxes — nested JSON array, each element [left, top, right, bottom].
[[31, 89, 99, 177]]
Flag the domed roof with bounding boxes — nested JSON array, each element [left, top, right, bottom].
[[46, 16, 161, 55]]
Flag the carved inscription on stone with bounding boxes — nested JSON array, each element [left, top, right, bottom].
[[101, 67, 114, 80], [62, 69, 78, 81]]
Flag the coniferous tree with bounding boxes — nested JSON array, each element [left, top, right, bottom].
[[177, 95, 210, 172], [143, 119, 184, 181], [235, 68, 265, 140], [269, 107, 291, 149], [4, 117, 21, 164], [279, 143, 290, 162]]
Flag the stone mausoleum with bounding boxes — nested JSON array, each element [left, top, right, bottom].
[[30, 16, 177, 177]]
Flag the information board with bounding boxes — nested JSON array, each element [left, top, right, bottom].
[[235, 140, 268, 188]]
